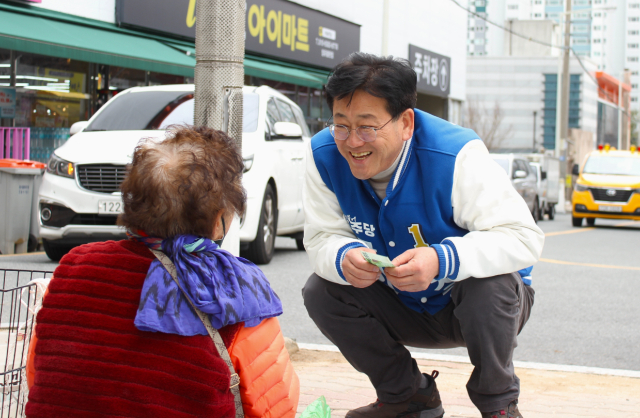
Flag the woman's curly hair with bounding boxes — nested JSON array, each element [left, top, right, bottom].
[[118, 125, 246, 238]]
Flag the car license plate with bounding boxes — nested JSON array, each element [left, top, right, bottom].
[[599, 205, 623, 213], [98, 200, 123, 215]]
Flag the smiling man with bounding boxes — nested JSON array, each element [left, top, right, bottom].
[[301, 53, 544, 418]]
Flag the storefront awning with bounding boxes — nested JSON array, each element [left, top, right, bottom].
[[1, 4, 330, 88], [166, 44, 329, 89], [0, 4, 195, 77]]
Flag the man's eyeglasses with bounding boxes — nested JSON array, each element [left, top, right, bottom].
[[327, 117, 393, 143]]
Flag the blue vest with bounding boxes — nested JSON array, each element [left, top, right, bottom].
[[312, 109, 481, 314]]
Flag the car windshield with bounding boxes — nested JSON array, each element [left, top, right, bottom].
[[85, 90, 260, 133], [491, 157, 510, 174], [583, 155, 640, 176]]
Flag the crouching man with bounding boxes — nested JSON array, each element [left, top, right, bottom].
[[301, 53, 544, 418]]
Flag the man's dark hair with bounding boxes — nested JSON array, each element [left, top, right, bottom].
[[324, 53, 417, 120]]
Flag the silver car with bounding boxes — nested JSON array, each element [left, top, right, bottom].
[[490, 154, 540, 222]]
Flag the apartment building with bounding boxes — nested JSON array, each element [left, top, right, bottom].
[[467, 0, 639, 110]]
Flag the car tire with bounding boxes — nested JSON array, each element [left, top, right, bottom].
[[243, 184, 277, 265], [532, 198, 540, 223], [586, 218, 596, 226], [535, 198, 543, 221], [572, 216, 583, 227], [296, 238, 305, 251], [28, 234, 39, 253], [42, 239, 73, 261], [547, 204, 555, 220]]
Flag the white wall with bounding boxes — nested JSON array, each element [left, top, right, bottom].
[[292, 0, 469, 101], [33, 0, 116, 23], [486, 0, 507, 56], [467, 56, 598, 150]]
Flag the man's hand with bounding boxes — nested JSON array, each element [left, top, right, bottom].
[[385, 247, 439, 292], [342, 247, 381, 288]]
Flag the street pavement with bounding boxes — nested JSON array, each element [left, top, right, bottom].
[[2, 213, 640, 372], [292, 347, 640, 418]]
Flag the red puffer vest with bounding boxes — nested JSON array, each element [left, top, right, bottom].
[[26, 240, 241, 418]]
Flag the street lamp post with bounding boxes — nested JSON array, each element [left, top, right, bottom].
[[554, 0, 571, 163], [533, 110, 537, 152], [618, 71, 623, 150]]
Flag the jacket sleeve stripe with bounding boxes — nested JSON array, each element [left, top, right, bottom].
[[442, 239, 460, 280], [431, 244, 448, 280], [336, 242, 368, 281]]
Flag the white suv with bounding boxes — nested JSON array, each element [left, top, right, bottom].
[[39, 85, 309, 264]]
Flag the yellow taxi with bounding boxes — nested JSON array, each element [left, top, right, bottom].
[[571, 144, 640, 226]]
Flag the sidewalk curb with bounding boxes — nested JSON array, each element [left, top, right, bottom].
[[297, 342, 640, 379]]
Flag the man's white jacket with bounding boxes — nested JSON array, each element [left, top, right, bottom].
[[303, 109, 544, 314]]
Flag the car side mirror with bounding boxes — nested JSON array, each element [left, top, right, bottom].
[[70, 121, 89, 135], [541, 171, 547, 180], [514, 170, 527, 179], [273, 122, 302, 139], [572, 164, 580, 176]]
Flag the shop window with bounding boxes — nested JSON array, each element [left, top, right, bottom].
[[0, 49, 190, 161]]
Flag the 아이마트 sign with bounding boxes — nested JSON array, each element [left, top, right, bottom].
[[116, 0, 360, 69], [409, 45, 451, 98], [244, 0, 360, 68]]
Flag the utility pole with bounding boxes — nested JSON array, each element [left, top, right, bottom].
[[9, 50, 17, 127], [195, 0, 245, 255], [618, 71, 623, 149], [555, 0, 571, 165], [381, 0, 390, 56], [533, 110, 537, 152]]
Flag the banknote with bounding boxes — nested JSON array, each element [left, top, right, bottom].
[[361, 251, 395, 268]]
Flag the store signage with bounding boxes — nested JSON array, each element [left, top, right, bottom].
[[0, 88, 16, 118], [116, 0, 360, 68], [245, 0, 360, 67], [409, 45, 450, 98]]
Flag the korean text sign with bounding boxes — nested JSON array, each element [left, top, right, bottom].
[[409, 45, 451, 98], [245, 0, 360, 68], [116, 0, 360, 69]]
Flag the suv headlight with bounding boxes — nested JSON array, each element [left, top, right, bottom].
[[47, 154, 75, 179], [574, 183, 589, 192]]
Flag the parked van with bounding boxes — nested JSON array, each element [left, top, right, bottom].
[[38, 85, 309, 263]]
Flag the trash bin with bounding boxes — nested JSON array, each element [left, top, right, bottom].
[[0, 159, 46, 255], [28, 173, 44, 252]]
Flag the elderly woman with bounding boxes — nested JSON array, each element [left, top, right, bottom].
[[26, 126, 299, 418]]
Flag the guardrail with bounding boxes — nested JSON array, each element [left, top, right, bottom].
[[0, 129, 30, 161]]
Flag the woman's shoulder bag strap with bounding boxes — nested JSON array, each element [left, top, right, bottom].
[[151, 249, 244, 418]]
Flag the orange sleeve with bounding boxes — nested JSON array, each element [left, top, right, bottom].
[[228, 317, 300, 418], [26, 288, 49, 390], [26, 328, 37, 390]]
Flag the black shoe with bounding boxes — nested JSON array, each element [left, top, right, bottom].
[[480, 400, 523, 418], [345, 371, 444, 418]]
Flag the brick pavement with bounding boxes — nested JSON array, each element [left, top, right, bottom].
[[290, 349, 640, 418]]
